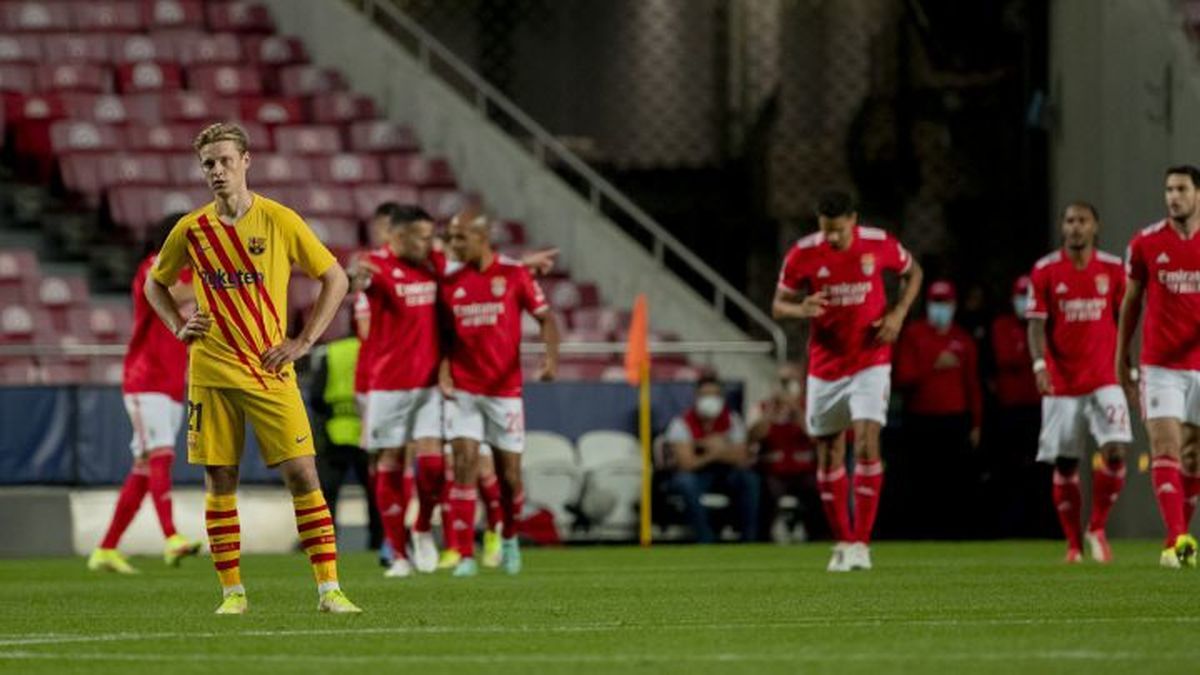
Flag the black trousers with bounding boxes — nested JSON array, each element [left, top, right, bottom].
[[316, 443, 384, 549], [889, 413, 981, 540], [984, 404, 1058, 539]]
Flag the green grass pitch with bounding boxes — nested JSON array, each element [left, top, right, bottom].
[[0, 541, 1195, 674]]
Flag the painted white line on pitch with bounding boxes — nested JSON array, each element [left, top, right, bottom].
[[2, 614, 1199, 648]]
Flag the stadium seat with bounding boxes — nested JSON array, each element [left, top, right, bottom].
[[541, 279, 599, 313], [307, 217, 360, 250], [0, 356, 40, 384], [276, 64, 345, 97], [559, 329, 614, 363], [140, 91, 238, 123], [49, 120, 123, 154], [0, 3, 72, 32], [39, 362, 88, 385], [74, 2, 145, 32], [109, 33, 176, 64], [0, 34, 42, 63], [576, 430, 643, 528], [0, 64, 34, 93], [239, 96, 304, 125], [89, 356, 125, 385], [351, 184, 418, 221], [41, 34, 110, 63], [570, 307, 629, 333], [577, 430, 641, 470], [107, 185, 210, 233], [114, 62, 183, 94], [311, 154, 384, 185], [164, 151, 202, 185], [39, 275, 89, 309], [252, 153, 312, 185], [419, 188, 478, 220], [62, 94, 131, 124], [143, 0, 205, 30], [242, 35, 308, 66], [100, 153, 172, 189], [176, 32, 242, 65], [348, 120, 419, 154], [523, 431, 583, 529], [206, 1, 275, 34], [651, 363, 701, 382], [126, 123, 196, 153], [270, 185, 354, 218], [384, 154, 456, 188], [0, 249, 39, 305], [35, 64, 111, 93], [287, 272, 320, 316], [0, 303, 51, 343], [525, 431, 577, 465], [186, 65, 262, 96], [272, 124, 342, 155], [68, 305, 130, 344], [491, 220, 527, 247], [308, 91, 376, 124]]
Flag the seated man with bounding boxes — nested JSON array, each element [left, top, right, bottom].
[[664, 374, 760, 543]]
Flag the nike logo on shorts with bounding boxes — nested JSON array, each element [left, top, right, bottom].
[[295, 435, 309, 444]]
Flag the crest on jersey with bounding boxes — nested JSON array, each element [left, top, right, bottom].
[[860, 254, 875, 276], [247, 237, 266, 256], [491, 276, 507, 298], [1095, 273, 1109, 295]]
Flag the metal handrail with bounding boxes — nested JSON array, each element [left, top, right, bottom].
[[354, 0, 787, 362], [0, 341, 775, 358]]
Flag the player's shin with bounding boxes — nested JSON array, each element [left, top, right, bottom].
[[100, 466, 150, 549], [294, 490, 340, 592], [375, 461, 408, 558], [816, 466, 852, 543], [852, 459, 884, 544], [1088, 457, 1126, 533], [147, 451, 177, 538], [1051, 469, 1083, 553], [1151, 456, 1187, 546], [205, 493, 243, 594], [449, 483, 478, 558]]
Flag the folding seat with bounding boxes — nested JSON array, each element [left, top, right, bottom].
[[651, 363, 700, 382], [0, 357, 40, 384], [37, 274, 88, 334], [107, 185, 209, 233], [40, 362, 89, 385], [308, 91, 376, 124], [164, 151, 201, 185], [0, 304, 51, 347], [90, 357, 126, 385], [206, 1, 275, 34], [311, 154, 383, 185], [490, 220, 527, 247], [419, 187, 478, 220], [72, 2, 145, 32], [239, 97, 304, 125], [69, 304, 129, 344], [35, 63, 111, 93], [58, 152, 106, 203], [242, 35, 307, 66], [570, 306, 627, 333], [115, 62, 183, 94], [576, 430, 643, 529], [0, 3, 72, 32], [0, 249, 39, 306], [281, 185, 354, 218], [127, 123, 196, 153], [252, 153, 312, 186], [177, 32, 242, 66], [142, 0, 205, 30], [277, 65, 345, 97], [50, 120, 123, 154], [0, 64, 34, 93], [100, 153, 172, 189], [384, 154, 456, 188], [62, 94, 130, 124], [153, 91, 239, 123], [272, 124, 342, 155], [109, 33, 176, 64], [539, 278, 589, 313], [351, 184, 418, 221], [41, 34, 109, 63], [186, 65, 262, 96], [523, 431, 583, 529], [348, 120, 418, 154], [0, 34, 41, 64], [306, 217, 360, 250]]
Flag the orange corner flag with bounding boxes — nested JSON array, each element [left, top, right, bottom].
[[624, 294, 649, 385]]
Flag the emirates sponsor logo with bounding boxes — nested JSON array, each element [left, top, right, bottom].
[[822, 281, 872, 307], [1157, 269, 1200, 294]]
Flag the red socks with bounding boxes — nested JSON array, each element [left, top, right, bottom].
[[375, 465, 408, 558], [1087, 460, 1125, 533], [1052, 469, 1083, 552], [500, 482, 525, 539], [1151, 456, 1186, 547], [816, 466, 852, 543], [415, 454, 446, 533], [1183, 468, 1200, 527], [479, 473, 504, 532], [146, 452, 177, 538], [852, 460, 884, 544], [402, 467, 415, 519], [100, 467, 149, 549], [448, 483, 478, 558]]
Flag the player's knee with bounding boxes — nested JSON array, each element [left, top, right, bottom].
[[1101, 443, 1128, 464]]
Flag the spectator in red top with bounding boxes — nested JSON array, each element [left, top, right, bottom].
[[748, 363, 824, 543], [893, 279, 983, 538], [664, 374, 759, 543]]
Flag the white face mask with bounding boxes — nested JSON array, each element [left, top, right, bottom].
[[696, 394, 724, 419], [1012, 295, 1029, 318], [782, 379, 802, 397], [927, 302, 955, 329]]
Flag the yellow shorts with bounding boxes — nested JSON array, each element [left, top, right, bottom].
[[186, 384, 316, 468]]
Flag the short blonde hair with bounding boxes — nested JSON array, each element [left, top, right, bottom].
[[193, 122, 249, 154]]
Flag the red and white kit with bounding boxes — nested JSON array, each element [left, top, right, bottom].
[[1027, 249, 1131, 460], [123, 254, 191, 456], [776, 225, 912, 436], [441, 256, 548, 451]]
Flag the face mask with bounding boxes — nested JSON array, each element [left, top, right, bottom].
[[1012, 295, 1029, 318], [781, 379, 802, 397], [927, 302, 955, 329], [696, 394, 724, 419]]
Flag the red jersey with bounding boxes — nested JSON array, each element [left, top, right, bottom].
[[777, 225, 913, 380], [442, 255, 548, 397], [1026, 248, 1125, 395], [1126, 220, 1200, 371], [894, 319, 982, 426], [989, 314, 1041, 407], [352, 291, 372, 394], [755, 402, 815, 476], [123, 254, 190, 401], [360, 247, 442, 391]]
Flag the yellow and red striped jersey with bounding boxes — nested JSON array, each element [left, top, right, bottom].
[[151, 193, 336, 391]]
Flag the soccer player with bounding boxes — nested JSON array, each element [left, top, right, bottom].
[[87, 215, 202, 574], [1117, 165, 1200, 568], [145, 122, 361, 613], [1026, 202, 1131, 564], [441, 212, 560, 577], [772, 190, 922, 571]]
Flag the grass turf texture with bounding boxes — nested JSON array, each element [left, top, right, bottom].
[[0, 541, 1194, 674]]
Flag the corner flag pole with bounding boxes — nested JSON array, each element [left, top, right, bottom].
[[623, 294, 652, 547]]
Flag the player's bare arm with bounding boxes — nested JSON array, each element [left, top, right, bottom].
[[534, 309, 560, 382], [1027, 317, 1053, 395], [874, 260, 924, 343], [1115, 278, 1144, 411], [346, 254, 381, 292], [771, 287, 828, 320], [438, 358, 455, 398], [262, 264, 349, 374], [522, 248, 560, 276], [145, 275, 211, 343]]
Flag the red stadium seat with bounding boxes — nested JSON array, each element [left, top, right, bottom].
[[61, 94, 130, 124], [419, 188, 478, 220], [58, 152, 106, 202], [68, 304, 130, 344], [164, 151, 201, 184], [242, 35, 307, 66], [40, 362, 89, 385], [100, 153, 172, 188], [0, 34, 41, 63], [311, 154, 383, 185], [272, 124, 342, 155], [49, 120, 123, 154], [145, 91, 238, 123], [41, 34, 110, 63], [38, 275, 89, 308], [277, 65, 346, 97], [3, 92, 66, 122], [126, 123, 197, 153], [0, 357, 40, 384], [540, 279, 599, 313], [0, 64, 33, 93], [348, 120, 419, 153], [352, 185, 419, 221], [239, 96, 304, 125], [553, 362, 612, 382], [35, 64, 111, 93], [206, 1, 275, 34], [115, 62, 182, 94], [252, 153, 312, 185], [73, 2, 145, 32], [308, 91, 376, 124], [384, 154, 456, 188], [273, 185, 354, 218], [492, 220, 528, 246], [109, 33, 176, 64], [108, 185, 210, 232], [177, 32, 242, 66], [307, 217, 359, 250], [186, 65, 262, 96], [0, 249, 39, 306], [0, 3, 72, 32], [142, 0, 205, 30]]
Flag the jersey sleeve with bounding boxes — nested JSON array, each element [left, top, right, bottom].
[[284, 209, 337, 279], [1025, 266, 1049, 319], [1125, 237, 1146, 283], [516, 266, 549, 316], [881, 235, 914, 274], [776, 247, 806, 293], [149, 219, 191, 286]]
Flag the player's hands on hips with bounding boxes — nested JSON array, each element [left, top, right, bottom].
[[260, 337, 312, 374], [536, 359, 558, 382], [872, 309, 904, 343], [796, 291, 828, 318], [346, 255, 380, 291], [522, 248, 560, 276], [933, 349, 961, 370], [1035, 369, 1053, 396], [174, 310, 212, 343]]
